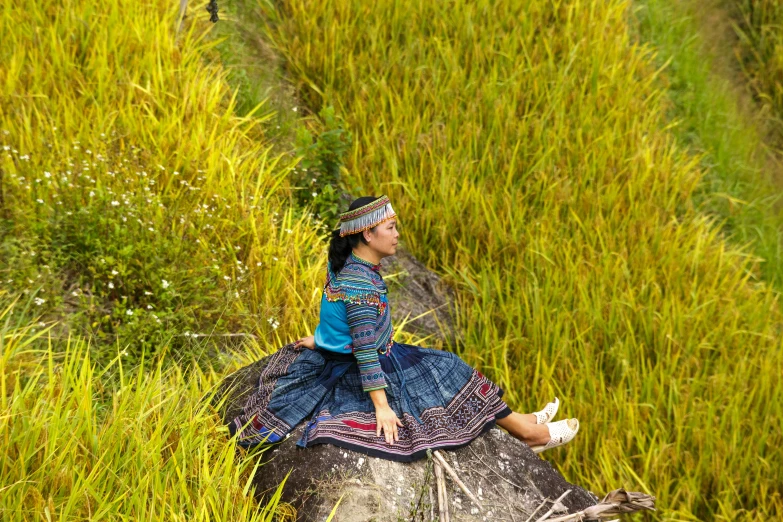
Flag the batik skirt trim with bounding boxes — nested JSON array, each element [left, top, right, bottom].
[[228, 341, 512, 463]]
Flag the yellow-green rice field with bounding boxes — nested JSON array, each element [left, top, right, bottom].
[[1, 0, 782, 520]]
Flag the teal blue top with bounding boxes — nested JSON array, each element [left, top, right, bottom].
[[314, 291, 391, 353], [312, 252, 395, 391], [314, 291, 352, 353]]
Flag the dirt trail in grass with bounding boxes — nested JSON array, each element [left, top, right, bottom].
[[686, 0, 783, 198]]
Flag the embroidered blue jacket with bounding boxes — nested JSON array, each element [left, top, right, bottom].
[[314, 252, 394, 392]]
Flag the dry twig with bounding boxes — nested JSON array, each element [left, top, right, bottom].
[[542, 489, 656, 522], [434, 460, 449, 522], [433, 450, 483, 511], [524, 497, 549, 522], [428, 486, 435, 522], [468, 446, 526, 490], [535, 489, 571, 521]]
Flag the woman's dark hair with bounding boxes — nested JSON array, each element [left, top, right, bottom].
[[328, 196, 383, 275]]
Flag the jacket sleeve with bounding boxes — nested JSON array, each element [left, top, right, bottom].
[[345, 299, 388, 392]]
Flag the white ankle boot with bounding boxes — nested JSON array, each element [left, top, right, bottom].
[[532, 397, 559, 424], [531, 418, 579, 454]]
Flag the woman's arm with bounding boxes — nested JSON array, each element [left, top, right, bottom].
[[345, 300, 388, 392], [293, 335, 315, 349], [369, 388, 403, 445], [345, 299, 402, 444]]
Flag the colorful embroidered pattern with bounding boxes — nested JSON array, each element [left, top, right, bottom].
[[338, 196, 396, 237], [339, 196, 391, 221], [300, 368, 510, 461], [228, 341, 514, 462], [228, 342, 302, 445], [323, 252, 395, 392]]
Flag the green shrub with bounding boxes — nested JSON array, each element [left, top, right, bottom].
[[292, 105, 353, 229]]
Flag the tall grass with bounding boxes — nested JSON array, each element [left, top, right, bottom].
[[0, 301, 290, 520], [728, 0, 783, 141], [635, 0, 783, 292], [0, 0, 330, 363], [0, 0, 334, 518], [255, 0, 783, 518]]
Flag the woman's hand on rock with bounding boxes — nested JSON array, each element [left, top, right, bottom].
[[375, 405, 403, 445], [293, 335, 315, 350]]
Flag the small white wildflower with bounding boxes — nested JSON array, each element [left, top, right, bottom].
[[148, 227, 154, 232], [161, 279, 170, 289], [111, 270, 119, 275], [272, 256, 278, 261], [286, 228, 293, 234], [223, 275, 230, 281], [44, 171, 51, 178], [292, 107, 298, 112], [89, 191, 95, 197], [312, 192, 318, 197], [108, 282, 114, 289], [111, 200, 120, 206], [144, 291, 153, 296], [33, 297, 46, 306], [147, 304, 153, 310], [36, 199, 44, 204], [125, 309, 133, 316]]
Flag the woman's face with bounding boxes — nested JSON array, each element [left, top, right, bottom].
[[366, 217, 399, 256]]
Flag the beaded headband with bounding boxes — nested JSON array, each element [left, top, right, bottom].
[[339, 195, 396, 237]]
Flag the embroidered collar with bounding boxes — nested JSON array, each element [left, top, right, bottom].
[[349, 251, 381, 272]]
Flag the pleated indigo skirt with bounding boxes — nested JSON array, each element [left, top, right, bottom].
[[227, 340, 512, 462]]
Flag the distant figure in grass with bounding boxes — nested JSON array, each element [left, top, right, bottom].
[[228, 195, 579, 461]]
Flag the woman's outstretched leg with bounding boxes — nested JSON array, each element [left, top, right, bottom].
[[496, 411, 550, 446]]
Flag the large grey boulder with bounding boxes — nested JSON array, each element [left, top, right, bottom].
[[215, 358, 599, 521]]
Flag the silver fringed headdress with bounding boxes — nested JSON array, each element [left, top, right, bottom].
[[339, 195, 396, 237]]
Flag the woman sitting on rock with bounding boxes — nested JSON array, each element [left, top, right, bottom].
[[228, 195, 580, 461]]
